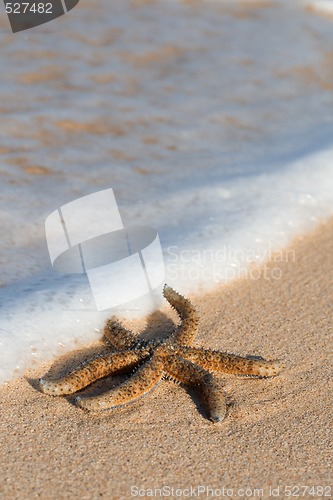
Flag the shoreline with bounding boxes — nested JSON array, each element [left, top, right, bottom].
[[0, 218, 332, 499]]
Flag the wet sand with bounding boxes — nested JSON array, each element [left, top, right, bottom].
[[0, 218, 332, 499]]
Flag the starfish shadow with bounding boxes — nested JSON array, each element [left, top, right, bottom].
[[137, 311, 176, 342]]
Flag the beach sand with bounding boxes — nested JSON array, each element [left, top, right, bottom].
[[0, 219, 332, 499]]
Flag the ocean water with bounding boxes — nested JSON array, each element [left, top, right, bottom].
[[306, 0, 333, 15], [0, 0, 333, 384]]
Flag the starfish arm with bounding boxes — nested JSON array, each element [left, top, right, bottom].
[[174, 346, 285, 377], [104, 317, 137, 350], [39, 349, 146, 396], [163, 285, 199, 346], [76, 355, 164, 410], [163, 354, 227, 422]]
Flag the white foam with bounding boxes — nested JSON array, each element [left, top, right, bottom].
[[163, 148, 333, 292]]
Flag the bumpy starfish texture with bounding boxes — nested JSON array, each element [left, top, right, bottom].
[[39, 285, 285, 422]]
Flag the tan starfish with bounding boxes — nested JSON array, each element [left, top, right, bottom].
[[39, 285, 284, 422]]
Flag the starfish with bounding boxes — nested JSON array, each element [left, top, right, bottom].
[[39, 285, 284, 422]]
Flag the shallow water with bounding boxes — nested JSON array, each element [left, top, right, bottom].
[[0, 0, 333, 383]]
